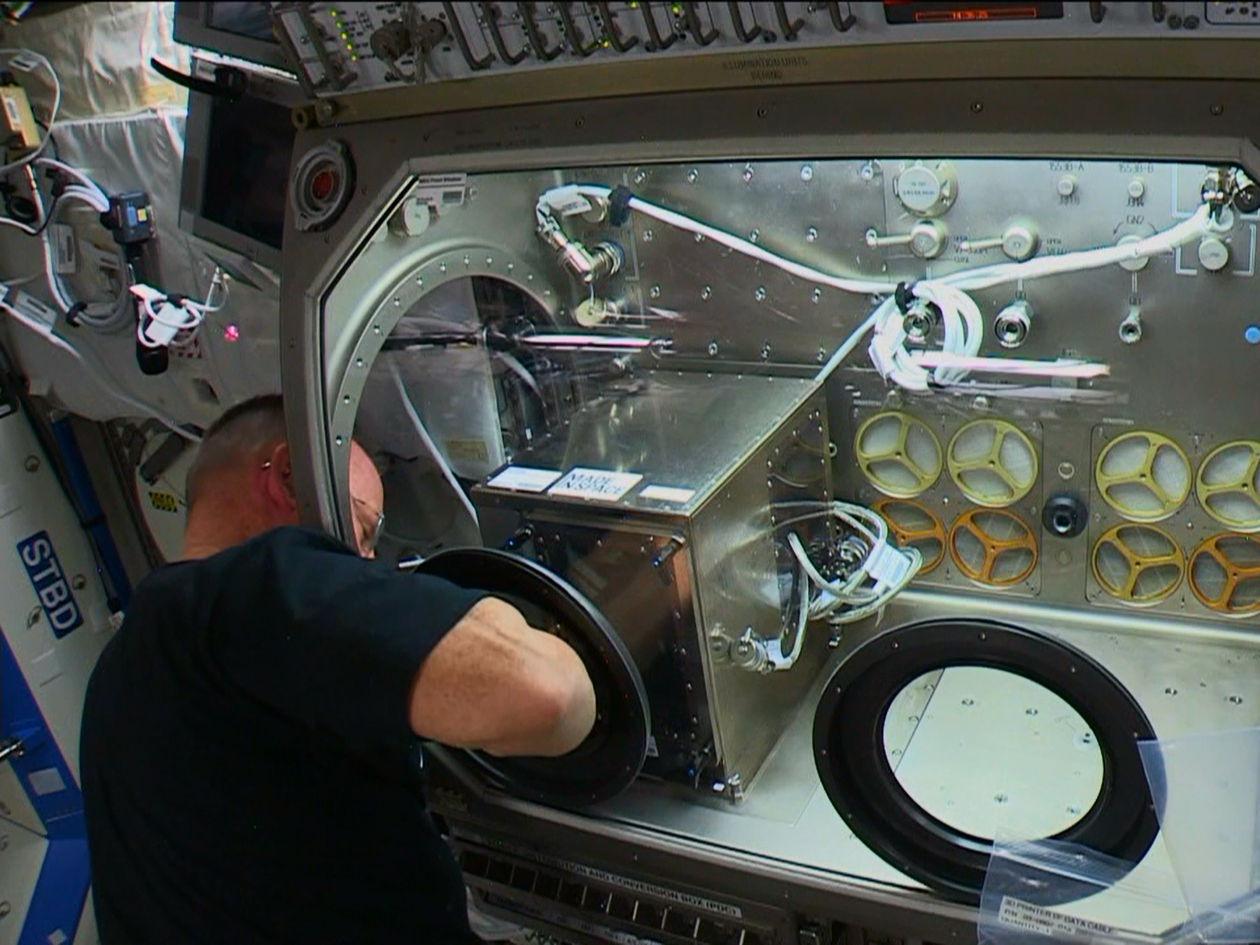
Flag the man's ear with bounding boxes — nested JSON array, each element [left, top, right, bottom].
[[263, 442, 298, 513]]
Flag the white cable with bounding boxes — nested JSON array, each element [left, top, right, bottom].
[[784, 501, 921, 623], [939, 205, 1218, 292], [0, 49, 60, 176], [536, 184, 1220, 391], [0, 295, 200, 442], [546, 185, 899, 296], [34, 158, 108, 205]]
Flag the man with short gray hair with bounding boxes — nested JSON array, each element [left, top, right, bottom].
[[81, 394, 596, 943]]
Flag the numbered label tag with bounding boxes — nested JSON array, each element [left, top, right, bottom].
[[549, 468, 643, 502]]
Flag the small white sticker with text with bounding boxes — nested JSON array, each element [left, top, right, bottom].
[[485, 466, 562, 493], [639, 485, 696, 504]]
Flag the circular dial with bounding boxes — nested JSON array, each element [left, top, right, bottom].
[[291, 139, 356, 232], [895, 161, 957, 217]]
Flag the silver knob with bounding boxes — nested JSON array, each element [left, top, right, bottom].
[[865, 220, 946, 259], [994, 300, 1033, 348], [957, 222, 1039, 261]]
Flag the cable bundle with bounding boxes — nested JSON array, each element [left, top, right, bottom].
[[750, 501, 922, 673], [535, 185, 1225, 392]]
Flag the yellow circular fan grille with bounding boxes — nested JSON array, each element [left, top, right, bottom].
[[1196, 440, 1260, 532], [946, 419, 1039, 508], [1188, 533, 1260, 616], [1091, 524, 1185, 605], [949, 509, 1038, 586], [873, 499, 946, 575], [854, 411, 943, 499], [1095, 431, 1191, 523]]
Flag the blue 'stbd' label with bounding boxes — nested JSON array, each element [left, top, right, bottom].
[[17, 530, 83, 637]]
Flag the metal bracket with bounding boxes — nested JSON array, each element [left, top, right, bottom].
[[0, 736, 25, 765]]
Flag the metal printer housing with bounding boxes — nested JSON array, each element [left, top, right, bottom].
[[474, 370, 833, 795]]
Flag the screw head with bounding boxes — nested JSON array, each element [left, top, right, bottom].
[[23, 455, 39, 472], [800, 165, 814, 182]]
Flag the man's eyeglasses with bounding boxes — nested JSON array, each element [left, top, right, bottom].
[[353, 496, 386, 555]]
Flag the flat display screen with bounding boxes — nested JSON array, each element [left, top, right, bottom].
[[883, 1, 1064, 23], [203, 2, 278, 42], [200, 92, 295, 251]]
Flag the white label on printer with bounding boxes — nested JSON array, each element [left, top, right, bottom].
[[413, 173, 468, 208], [998, 897, 1117, 941], [639, 485, 696, 504], [486, 466, 562, 493], [549, 468, 643, 501]]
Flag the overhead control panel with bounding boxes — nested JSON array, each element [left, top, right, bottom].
[[269, 2, 1260, 105]]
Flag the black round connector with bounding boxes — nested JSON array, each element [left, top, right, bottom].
[[1043, 493, 1088, 539], [1235, 182, 1260, 215]]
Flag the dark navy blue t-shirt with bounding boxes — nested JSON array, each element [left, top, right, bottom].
[[80, 526, 486, 943]]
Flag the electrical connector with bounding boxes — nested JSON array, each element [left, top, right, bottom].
[[0, 81, 40, 150], [101, 191, 155, 246]]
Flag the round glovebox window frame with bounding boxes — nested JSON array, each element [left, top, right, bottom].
[[812, 618, 1161, 906], [418, 547, 651, 808]]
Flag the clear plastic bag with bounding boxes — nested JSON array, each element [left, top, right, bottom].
[[1138, 727, 1260, 944], [978, 833, 1188, 945]]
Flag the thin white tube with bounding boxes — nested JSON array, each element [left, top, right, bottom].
[[537, 183, 1218, 391]]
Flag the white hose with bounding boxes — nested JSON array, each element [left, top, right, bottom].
[[536, 183, 1222, 390]]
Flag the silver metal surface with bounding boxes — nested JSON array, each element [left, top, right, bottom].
[[473, 371, 833, 789], [432, 592, 1260, 936], [277, 52, 1260, 941]]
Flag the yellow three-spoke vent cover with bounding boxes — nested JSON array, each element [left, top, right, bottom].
[[1189, 533, 1260, 616], [1196, 441, 1260, 533], [1091, 524, 1185, 606], [1095, 431, 1191, 522], [949, 509, 1038, 586], [946, 419, 1038, 508], [873, 499, 946, 575], [855, 412, 942, 499]]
